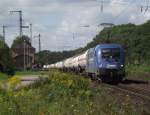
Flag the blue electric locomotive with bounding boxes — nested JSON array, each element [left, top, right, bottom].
[[50, 43, 125, 83], [86, 44, 125, 82]]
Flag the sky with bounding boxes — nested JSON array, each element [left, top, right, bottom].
[[0, 0, 150, 51]]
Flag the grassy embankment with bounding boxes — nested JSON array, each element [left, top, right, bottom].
[[15, 71, 48, 76], [126, 65, 150, 82], [0, 70, 149, 115], [15, 64, 150, 82], [0, 72, 9, 81], [0, 71, 48, 82]]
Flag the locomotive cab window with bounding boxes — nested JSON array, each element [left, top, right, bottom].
[[101, 48, 120, 60]]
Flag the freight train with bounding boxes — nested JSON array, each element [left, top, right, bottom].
[[45, 44, 126, 83]]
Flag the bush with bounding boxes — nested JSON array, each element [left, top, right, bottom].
[[0, 38, 15, 75], [0, 70, 148, 115]]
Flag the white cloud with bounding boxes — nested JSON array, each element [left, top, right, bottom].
[[0, 0, 150, 51]]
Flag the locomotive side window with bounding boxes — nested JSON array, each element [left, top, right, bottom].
[[102, 48, 120, 60]]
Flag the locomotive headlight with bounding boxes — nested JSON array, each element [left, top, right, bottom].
[[121, 64, 124, 67]]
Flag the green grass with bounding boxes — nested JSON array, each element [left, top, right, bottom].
[[126, 65, 150, 82], [0, 70, 149, 115], [15, 71, 48, 76], [126, 65, 150, 73], [0, 72, 9, 81]]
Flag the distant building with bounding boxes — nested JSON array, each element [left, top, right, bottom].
[[12, 42, 35, 70]]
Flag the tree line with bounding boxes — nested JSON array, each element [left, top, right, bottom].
[[0, 20, 150, 74], [0, 36, 15, 75], [37, 20, 150, 66]]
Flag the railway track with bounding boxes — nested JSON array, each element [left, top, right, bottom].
[[102, 83, 150, 102], [82, 72, 150, 102]]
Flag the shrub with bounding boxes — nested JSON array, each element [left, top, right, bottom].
[[0, 70, 148, 115], [0, 38, 15, 75]]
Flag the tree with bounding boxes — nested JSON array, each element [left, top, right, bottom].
[[11, 35, 31, 48], [35, 20, 150, 66], [0, 36, 15, 75]]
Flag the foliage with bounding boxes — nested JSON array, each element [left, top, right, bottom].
[[126, 65, 150, 82], [0, 72, 9, 81], [11, 35, 31, 49], [36, 20, 150, 66], [15, 71, 48, 76], [7, 76, 21, 90], [35, 50, 76, 65], [0, 36, 15, 75], [0, 70, 148, 115], [84, 21, 150, 65], [126, 65, 150, 73]]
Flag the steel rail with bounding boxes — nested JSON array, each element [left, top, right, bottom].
[[102, 83, 150, 101]]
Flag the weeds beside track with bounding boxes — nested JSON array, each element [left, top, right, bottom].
[[102, 83, 150, 102]]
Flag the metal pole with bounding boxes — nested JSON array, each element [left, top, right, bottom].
[[101, 0, 104, 12], [29, 24, 32, 69], [24, 40, 26, 71], [30, 24, 32, 44], [73, 33, 75, 49], [39, 34, 41, 52], [26, 44, 29, 67], [19, 11, 23, 36], [73, 33, 75, 40], [2, 25, 5, 42]]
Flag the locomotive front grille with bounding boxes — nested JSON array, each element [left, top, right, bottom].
[[99, 69, 124, 76]]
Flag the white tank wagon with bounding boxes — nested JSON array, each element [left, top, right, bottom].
[[62, 51, 88, 72], [43, 64, 55, 70], [69, 56, 79, 72], [64, 58, 71, 68], [71, 56, 79, 67], [43, 65, 49, 70], [48, 64, 56, 69], [55, 61, 64, 69], [63, 57, 73, 71], [78, 50, 88, 72]]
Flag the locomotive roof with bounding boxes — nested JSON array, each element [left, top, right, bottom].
[[96, 44, 122, 49]]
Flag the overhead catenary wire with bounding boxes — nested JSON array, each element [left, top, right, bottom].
[[10, 10, 23, 36], [1, 0, 150, 51], [95, 0, 146, 27], [96, 0, 150, 6], [143, 0, 150, 13], [112, 0, 136, 24]]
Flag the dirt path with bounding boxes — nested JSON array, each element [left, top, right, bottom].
[[16, 75, 48, 89], [1, 75, 48, 90]]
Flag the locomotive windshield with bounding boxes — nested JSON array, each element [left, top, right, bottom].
[[101, 48, 120, 60]]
